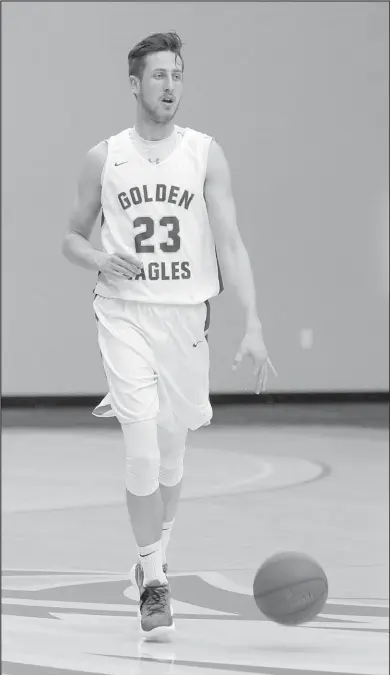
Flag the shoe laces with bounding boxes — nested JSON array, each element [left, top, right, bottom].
[[141, 585, 168, 615]]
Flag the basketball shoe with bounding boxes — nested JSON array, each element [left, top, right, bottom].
[[126, 562, 174, 640], [138, 579, 175, 641]]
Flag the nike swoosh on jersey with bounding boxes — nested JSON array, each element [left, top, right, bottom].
[[114, 161, 128, 166]]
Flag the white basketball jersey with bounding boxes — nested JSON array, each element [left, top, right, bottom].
[[94, 126, 223, 304]]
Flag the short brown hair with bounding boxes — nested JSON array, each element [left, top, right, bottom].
[[128, 31, 184, 79]]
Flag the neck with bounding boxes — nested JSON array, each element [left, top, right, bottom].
[[134, 114, 175, 142]]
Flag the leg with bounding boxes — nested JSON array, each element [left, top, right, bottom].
[[158, 423, 188, 565], [122, 418, 175, 639], [125, 489, 163, 548], [93, 298, 174, 638], [159, 483, 182, 567], [159, 423, 188, 520], [159, 482, 182, 526], [122, 419, 167, 585], [93, 298, 166, 575]]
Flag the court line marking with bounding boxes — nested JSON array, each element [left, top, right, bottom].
[[92, 653, 382, 675], [2, 569, 388, 609], [2, 598, 237, 617]]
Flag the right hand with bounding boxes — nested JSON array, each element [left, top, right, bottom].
[[98, 251, 144, 279]]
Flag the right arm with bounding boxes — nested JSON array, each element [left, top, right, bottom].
[[62, 142, 142, 277]]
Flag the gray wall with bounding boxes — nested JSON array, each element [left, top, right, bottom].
[[2, 2, 389, 395]]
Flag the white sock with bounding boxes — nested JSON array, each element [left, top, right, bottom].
[[137, 540, 167, 586], [161, 519, 175, 566]]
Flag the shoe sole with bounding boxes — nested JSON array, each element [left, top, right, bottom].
[[138, 605, 175, 642], [140, 619, 175, 642]]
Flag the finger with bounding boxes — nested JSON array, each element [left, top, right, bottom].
[[259, 370, 267, 393], [232, 350, 244, 371], [267, 358, 278, 377], [255, 363, 267, 394], [253, 361, 265, 381], [255, 373, 262, 395], [253, 365, 261, 394], [125, 264, 143, 275], [112, 264, 131, 278], [118, 253, 143, 270], [115, 260, 141, 275], [113, 262, 138, 277], [110, 269, 129, 279], [262, 364, 268, 391]]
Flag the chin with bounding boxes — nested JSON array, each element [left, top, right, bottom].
[[161, 103, 180, 121], [155, 112, 177, 124]]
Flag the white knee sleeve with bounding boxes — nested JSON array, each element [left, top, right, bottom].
[[121, 419, 160, 496], [158, 424, 188, 488]]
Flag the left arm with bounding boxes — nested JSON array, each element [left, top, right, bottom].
[[204, 140, 275, 392], [204, 140, 261, 333]]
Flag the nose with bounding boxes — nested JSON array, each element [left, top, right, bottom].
[[165, 74, 174, 91]]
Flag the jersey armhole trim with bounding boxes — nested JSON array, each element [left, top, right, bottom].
[[203, 136, 214, 191]]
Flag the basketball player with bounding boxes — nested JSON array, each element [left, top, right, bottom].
[[62, 32, 274, 640]]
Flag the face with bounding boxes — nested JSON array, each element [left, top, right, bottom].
[[131, 50, 183, 123]]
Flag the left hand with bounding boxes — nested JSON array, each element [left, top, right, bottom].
[[232, 325, 277, 394]]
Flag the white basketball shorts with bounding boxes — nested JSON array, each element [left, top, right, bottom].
[[92, 295, 213, 432]]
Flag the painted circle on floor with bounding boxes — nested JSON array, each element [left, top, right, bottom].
[[3, 428, 328, 513], [182, 449, 327, 499]]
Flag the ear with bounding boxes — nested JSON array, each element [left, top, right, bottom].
[[129, 75, 140, 98]]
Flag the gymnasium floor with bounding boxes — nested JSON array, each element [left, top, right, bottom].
[[2, 403, 389, 675]]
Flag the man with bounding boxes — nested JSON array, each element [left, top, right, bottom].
[[62, 32, 274, 641]]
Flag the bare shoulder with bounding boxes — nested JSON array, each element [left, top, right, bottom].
[[90, 140, 108, 160], [83, 140, 108, 182], [207, 139, 226, 165], [203, 138, 239, 244], [206, 140, 231, 180], [205, 139, 232, 189], [67, 141, 108, 238]]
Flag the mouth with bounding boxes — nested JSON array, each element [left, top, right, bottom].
[[161, 96, 175, 105]]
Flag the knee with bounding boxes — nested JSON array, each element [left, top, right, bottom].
[[126, 454, 160, 496], [159, 457, 184, 487], [158, 426, 187, 487], [122, 420, 160, 497]]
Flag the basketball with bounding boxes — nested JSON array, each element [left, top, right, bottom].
[[253, 551, 328, 626]]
